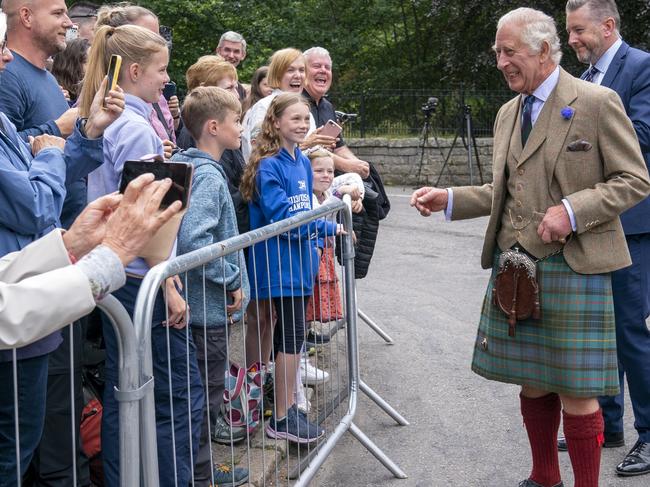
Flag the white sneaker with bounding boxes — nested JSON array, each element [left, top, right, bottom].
[[295, 381, 311, 413], [300, 355, 329, 385]]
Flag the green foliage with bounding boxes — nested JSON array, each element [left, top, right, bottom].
[[128, 0, 649, 94], [68, 0, 650, 127]]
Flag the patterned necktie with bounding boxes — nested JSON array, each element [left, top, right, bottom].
[[582, 65, 599, 83], [521, 95, 536, 147]]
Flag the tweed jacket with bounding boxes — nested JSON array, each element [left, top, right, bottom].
[[451, 68, 650, 274]]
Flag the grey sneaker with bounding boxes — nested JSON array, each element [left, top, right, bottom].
[[265, 405, 324, 444], [211, 463, 248, 487], [211, 412, 247, 445]]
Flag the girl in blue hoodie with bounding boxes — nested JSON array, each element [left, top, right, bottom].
[[240, 92, 340, 444]]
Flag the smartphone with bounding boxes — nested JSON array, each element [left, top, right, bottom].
[[319, 119, 342, 139], [119, 160, 193, 209], [163, 82, 177, 101], [103, 54, 122, 109]]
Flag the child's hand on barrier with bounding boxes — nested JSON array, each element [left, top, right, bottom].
[[339, 185, 361, 200]]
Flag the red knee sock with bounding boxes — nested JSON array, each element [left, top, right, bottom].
[[520, 393, 562, 487], [562, 409, 604, 487]]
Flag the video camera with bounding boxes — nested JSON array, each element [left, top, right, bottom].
[[421, 97, 439, 117], [335, 110, 358, 125]]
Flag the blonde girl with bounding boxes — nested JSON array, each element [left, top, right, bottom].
[[79, 24, 202, 487]]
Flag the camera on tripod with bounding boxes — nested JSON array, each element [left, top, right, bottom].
[[421, 97, 439, 117]]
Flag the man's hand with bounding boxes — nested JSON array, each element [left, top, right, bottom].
[[537, 204, 572, 244], [300, 126, 337, 150], [54, 107, 79, 138], [63, 193, 123, 259], [226, 288, 243, 315], [162, 139, 175, 159], [336, 157, 370, 179], [410, 187, 448, 216], [101, 174, 182, 266], [29, 134, 66, 156], [84, 77, 126, 139]]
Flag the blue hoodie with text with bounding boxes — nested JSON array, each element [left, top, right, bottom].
[[248, 147, 337, 300]]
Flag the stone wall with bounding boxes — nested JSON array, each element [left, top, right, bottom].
[[346, 137, 494, 186]]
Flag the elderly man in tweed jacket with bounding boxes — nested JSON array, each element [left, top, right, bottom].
[[411, 7, 650, 487]]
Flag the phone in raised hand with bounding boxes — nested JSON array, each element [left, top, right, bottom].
[[103, 54, 122, 109], [319, 119, 343, 139], [119, 160, 193, 210]]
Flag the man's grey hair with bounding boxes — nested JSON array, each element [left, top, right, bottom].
[[303, 46, 331, 64], [566, 0, 620, 33], [497, 7, 563, 65], [218, 31, 246, 53]]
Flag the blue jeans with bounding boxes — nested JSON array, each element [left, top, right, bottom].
[[101, 276, 204, 487], [0, 354, 49, 486]]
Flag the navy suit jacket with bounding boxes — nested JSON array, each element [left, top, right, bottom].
[[594, 41, 650, 235]]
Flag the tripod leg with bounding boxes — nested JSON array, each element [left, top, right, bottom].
[[414, 121, 430, 186], [434, 131, 460, 187], [472, 131, 484, 184]]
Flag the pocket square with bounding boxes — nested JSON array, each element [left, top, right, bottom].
[[566, 139, 593, 152]]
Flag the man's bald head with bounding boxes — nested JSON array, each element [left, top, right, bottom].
[[3, 0, 71, 62]]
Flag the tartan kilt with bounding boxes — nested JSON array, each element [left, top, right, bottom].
[[471, 252, 619, 397]]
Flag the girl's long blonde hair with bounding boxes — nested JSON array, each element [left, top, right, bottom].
[[240, 92, 310, 202], [78, 24, 167, 117]]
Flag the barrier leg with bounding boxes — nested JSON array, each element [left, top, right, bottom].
[[358, 308, 394, 344], [349, 422, 408, 479], [359, 380, 410, 426], [97, 296, 142, 487]]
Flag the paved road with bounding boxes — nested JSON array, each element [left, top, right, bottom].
[[313, 187, 646, 487]]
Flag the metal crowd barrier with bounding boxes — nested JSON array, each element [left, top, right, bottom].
[[131, 198, 408, 486], [4, 295, 140, 487]]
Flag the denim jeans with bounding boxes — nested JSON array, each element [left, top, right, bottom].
[[101, 276, 204, 487], [0, 354, 49, 487]]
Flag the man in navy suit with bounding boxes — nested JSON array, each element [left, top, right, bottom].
[[565, 0, 650, 477]]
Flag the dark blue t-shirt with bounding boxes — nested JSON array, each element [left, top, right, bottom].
[[0, 51, 84, 229]]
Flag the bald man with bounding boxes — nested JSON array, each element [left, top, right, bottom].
[[0, 2, 95, 485]]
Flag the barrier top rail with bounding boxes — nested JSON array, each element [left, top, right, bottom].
[[143, 198, 348, 288]]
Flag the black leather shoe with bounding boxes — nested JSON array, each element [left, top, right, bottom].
[[518, 479, 564, 487], [616, 440, 650, 476], [557, 431, 625, 451]]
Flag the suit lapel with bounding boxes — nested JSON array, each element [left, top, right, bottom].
[[516, 96, 550, 167], [543, 69, 578, 185], [600, 42, 628, 88]]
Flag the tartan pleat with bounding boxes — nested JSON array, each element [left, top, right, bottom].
[[471, 253, 619, 397]]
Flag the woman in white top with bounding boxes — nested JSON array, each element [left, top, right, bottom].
[[242, 48, 335, 161]]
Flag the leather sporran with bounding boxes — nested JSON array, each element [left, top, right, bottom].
[[492, 249, 541, 337]]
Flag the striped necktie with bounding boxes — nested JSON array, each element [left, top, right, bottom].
[[521, 95, 536, 147], [582, 65, 599, 83]]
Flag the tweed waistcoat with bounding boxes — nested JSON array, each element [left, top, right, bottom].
[[496, 99, 563, 259]]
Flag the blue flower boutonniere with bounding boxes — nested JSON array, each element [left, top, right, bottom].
[[561, 106, 574, 120]]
